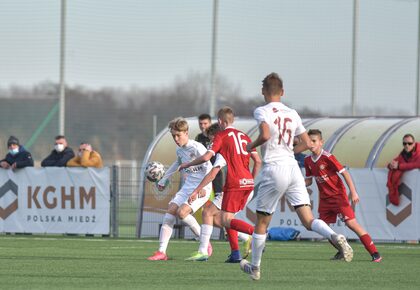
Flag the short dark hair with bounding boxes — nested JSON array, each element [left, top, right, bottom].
[[198, 113, 211, 121], [206, 123, 221, 137], [262, 72, 283, 96], [308, 129, 322, 139], [55, 135, 66, 140], [403, 134, 415, 141]]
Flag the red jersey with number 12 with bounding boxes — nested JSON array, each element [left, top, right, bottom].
[[209, 127, 254, 190]]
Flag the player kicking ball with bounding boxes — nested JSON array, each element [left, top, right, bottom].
[[185, 123, 260, 262], [240, 73, 353, 280], [147, 117, 213, 261], [304, 129, 382, 263], [180, 107, 261, 263]]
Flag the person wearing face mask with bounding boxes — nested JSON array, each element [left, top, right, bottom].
[[41, 135, 75, 167], [0, 136, 34, 170], [66, 142, 103, 168]]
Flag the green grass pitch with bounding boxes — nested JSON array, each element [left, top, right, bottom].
[[0, 236, 419, 289]]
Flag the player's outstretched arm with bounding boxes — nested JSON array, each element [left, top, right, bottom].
[[341, 170, 359, 204], [179, 151, 213, 170], [188, 167, 221, 204], [247, 122, 271, 151], [157, 160, 179, 190]]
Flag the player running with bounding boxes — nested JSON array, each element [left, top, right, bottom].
[[185, 122, 260, 262], [240, 73, 353, 280], [304, 129, 382, 262], [180, 107, 261, 262], [147, 117, 213, 261]]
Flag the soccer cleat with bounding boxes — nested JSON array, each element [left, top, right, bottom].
[[330, 251, 344, 261], [147, 251, 168, 261], [240, 259, 260, 281], [225, 250, 242, 263], [371, 252, 382, 263], [242, 236, 252, 259], [185, 252, 209, 261], [207, 241, 213, 257], [332, 234, 353, 262]]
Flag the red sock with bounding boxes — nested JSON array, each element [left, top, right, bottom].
[[226, 228, 239, 251], [360, 234, 377, 255], [230, 219, 254, 235]]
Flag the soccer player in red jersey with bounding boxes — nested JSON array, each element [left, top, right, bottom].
[[180, 106, 261, 262], [304, 129, 382, 262]]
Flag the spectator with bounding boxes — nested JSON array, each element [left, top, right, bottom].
[[67, 142, 103, 168], [195, 113, 212, 148], [195, 114, 224, 196], [0, 136, 34, 170], [293, 136, 306, 168], [387, 134, 420, 206], [41, 135, 75, 167]]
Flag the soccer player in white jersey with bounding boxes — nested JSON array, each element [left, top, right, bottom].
[[240, 73, 353, 280], [147, 117, 213, 261], [185, 123, 258, 262]]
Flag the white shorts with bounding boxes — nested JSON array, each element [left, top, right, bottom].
[[170, 183, 212, 213], [212, 190, 254, 211], [255, 164, 310, 214]]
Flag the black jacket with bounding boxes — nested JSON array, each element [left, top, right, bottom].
[[195, 133, 224, 193], [1, 146, 34, 168], [41, 147, 75, 167]]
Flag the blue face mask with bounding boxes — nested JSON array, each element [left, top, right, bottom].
[[9, 147, 19, 155]]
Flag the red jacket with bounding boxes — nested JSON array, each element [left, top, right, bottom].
[[391, 142, 420, 171]]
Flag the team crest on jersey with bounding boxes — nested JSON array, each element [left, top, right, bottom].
[[320, 164, 326, 170]]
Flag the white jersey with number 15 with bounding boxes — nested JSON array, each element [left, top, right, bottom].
[[253, 102, 306, 165]]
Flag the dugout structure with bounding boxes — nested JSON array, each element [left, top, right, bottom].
[[136, 117, 420, 238]]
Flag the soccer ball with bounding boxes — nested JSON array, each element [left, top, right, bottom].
[[145, 161, 165, 182]]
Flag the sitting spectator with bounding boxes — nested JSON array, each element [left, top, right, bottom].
[[0, 136, 34, 170], [67, 142, 103, 168], [387, 134, 420, 205], [41, 135, 75, 167]]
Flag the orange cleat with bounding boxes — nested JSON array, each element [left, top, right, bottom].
[[147, 251, 168, 261]]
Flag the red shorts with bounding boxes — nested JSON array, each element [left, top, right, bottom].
[[319, 205, 355, 224], [221, 188, 253, 213]]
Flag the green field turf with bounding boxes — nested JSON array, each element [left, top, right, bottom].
[[0, 236, 419, 290]]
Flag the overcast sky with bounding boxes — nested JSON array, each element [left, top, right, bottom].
[[0, 0, 418, 115]]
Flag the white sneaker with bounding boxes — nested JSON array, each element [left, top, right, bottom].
[[332, 234, 353, 262], [240, 259, 260, 281]]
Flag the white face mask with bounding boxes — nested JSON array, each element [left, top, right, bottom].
[[9, 147, 19, 155], [54, 144, 65, 153]]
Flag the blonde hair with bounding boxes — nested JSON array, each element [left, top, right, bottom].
[[217, 106, 234, 124], [168, 117, 189, 132]]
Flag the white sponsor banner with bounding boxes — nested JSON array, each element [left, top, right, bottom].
[[234, 168, 420, 241], [0, 167, 110, 234]]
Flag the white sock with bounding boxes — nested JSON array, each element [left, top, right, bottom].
[[251, 233, 266, 268], [238, 231, 250, 242], [310, 219, 335, 239], [158, 213, 176, 253], [198, 224, 213, 255], [181, 214, 201, 238]]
